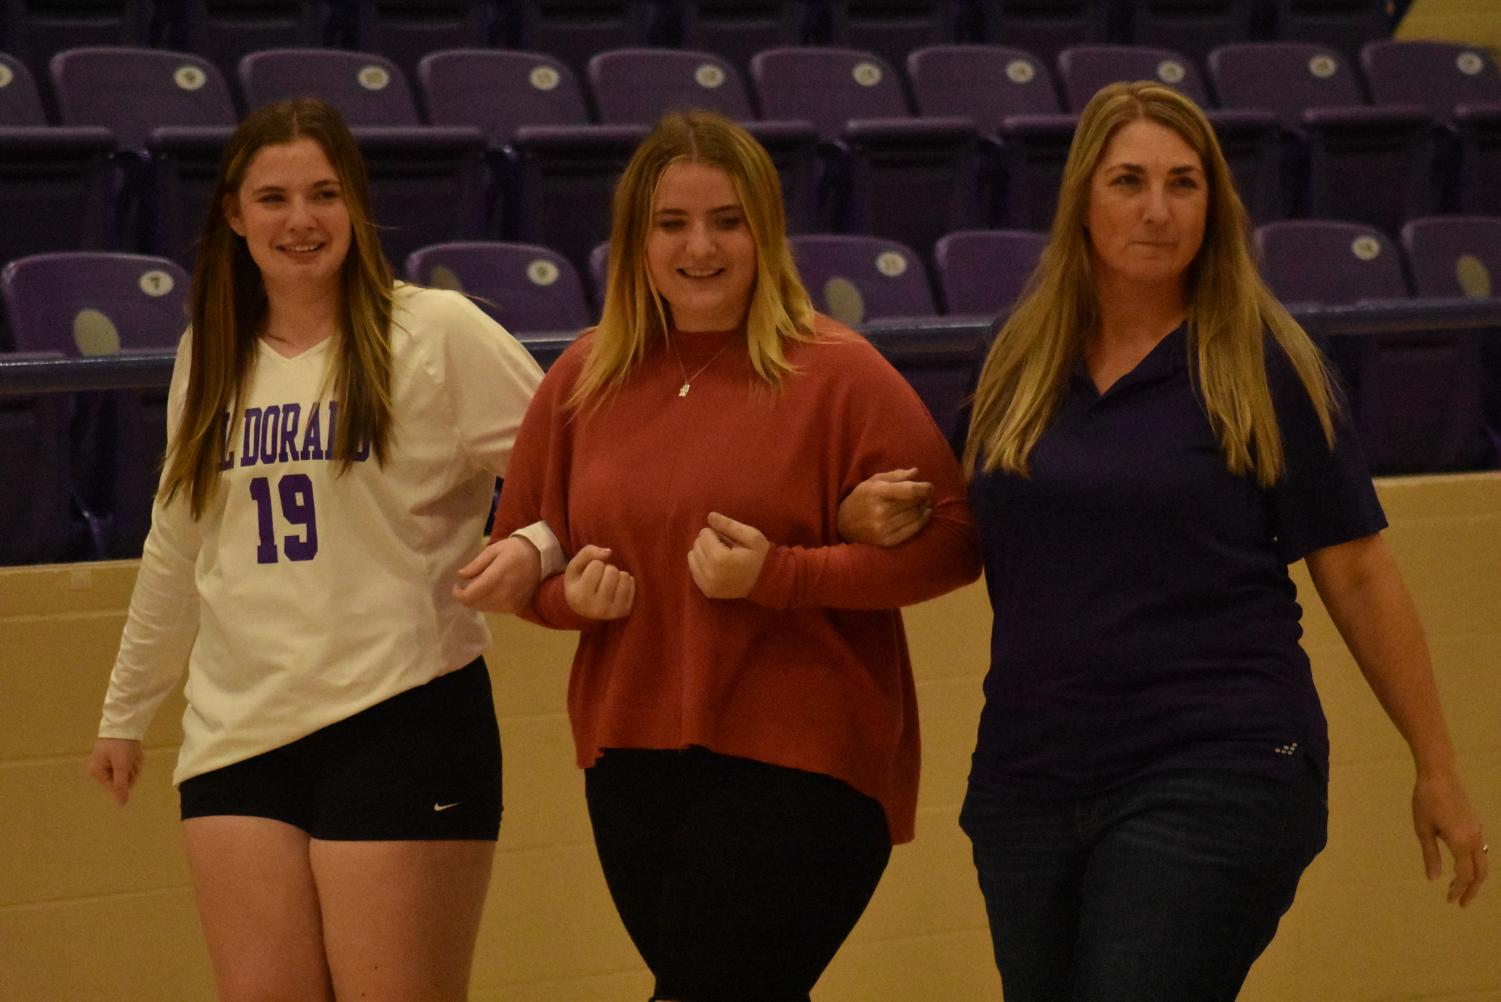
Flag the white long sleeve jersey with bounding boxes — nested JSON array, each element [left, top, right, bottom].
[[98, 285, 550, 784]]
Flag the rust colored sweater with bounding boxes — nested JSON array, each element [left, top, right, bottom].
[[492, 315, 980, 842]]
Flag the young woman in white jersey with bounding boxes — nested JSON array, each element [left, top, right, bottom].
[[86, 98, 555, 1000]]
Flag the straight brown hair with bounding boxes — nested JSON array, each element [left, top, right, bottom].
[[161, 97, 395, 518]]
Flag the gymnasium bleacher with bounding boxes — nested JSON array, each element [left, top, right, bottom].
[[2, 0, 1499, 563]]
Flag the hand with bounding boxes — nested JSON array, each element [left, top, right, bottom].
[[1413, 768, 1488, 906], [688, 512, 770, 599], [564, 545, 635, 620], [837, 468, 934, 547], [453, 536, 543, 613], [88, 738, 143, 807]]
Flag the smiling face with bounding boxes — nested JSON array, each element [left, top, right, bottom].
[[1085, 118, 1208, 294], [225, 136, 352, 299], [645, 160, 758, 331]]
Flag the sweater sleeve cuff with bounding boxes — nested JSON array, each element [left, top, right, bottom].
[[528, 574, 594, 631], [747, 545, 799, 609]]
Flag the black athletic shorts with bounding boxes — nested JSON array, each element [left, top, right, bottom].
[[179, 657, 501, 840]]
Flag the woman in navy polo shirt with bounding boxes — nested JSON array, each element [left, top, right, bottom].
[[840, 81, 1487, 999]]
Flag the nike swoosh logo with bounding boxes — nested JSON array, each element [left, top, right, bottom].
[[433, 802, 461, 812]]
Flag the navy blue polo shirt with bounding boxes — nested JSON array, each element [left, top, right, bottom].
[[969, 324, 1386, 796]]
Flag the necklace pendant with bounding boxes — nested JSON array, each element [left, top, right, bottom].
[[678, 382, 691, 397]]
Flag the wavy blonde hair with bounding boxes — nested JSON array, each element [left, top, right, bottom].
[[964, 81, 1336, 487], [161, 98, 395, 518], [569, 110, 816, 407]]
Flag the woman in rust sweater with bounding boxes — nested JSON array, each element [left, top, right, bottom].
[[479, 111, 979, 1001]]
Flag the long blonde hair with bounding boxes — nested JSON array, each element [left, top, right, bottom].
[[964, 81, 1336, 487], [161, 97, 396, 518], [569, 110, 816, 407]]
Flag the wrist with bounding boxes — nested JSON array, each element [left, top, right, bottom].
[[506, 532, 543, 570], [1412, 743, 1459, 779]]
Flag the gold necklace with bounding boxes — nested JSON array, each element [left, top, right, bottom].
[[668, 335, 735, 398]]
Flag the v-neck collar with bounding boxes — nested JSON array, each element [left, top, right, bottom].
[[1071, 322, 1188, 402], [258, 333, 335, 363]]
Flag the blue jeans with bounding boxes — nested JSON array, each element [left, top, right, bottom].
[[960, 766, 1328, 1002]]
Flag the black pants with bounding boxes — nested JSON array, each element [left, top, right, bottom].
[[585, 747, 892, 1002]]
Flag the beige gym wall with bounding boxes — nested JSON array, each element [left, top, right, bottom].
[[1, 472, 1497, 1000]]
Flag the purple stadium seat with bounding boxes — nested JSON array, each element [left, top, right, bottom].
[[752, 47, 979, 266], [419, 48, 589, 146], [1058, 44, 1212, 110], [826, 1, 965, 75], [51, 47, 236, 151], [50, 46, 239, 265], [1207, 42, 1434, 231], [675, 1, 811, 80], [587, 48, 820, 230], [909, 45, 1080, 231], [0, 356, 83, 564], [507, 1, 658, 86], [752, 46, 912, 136], [1362, 40, 1501, 216], [417, 47, 645, 276], [933, 229, 1046, 315], [1258, 223, 1493, 473], [1400, 216, 1501, 300], [2, 252, 190, 355], [1208, 42, 1366, 129], [790, 234, 936, 324], [1124, 0, 1258, 67], [404, 241, 592, 334], [239, 48, 421, 125], [973, 0, 1110, 72], [1361, 40, 1501, 122], [1268, 0, 1389, 68], [349, 1, 494, 88], [1255, 220, 1408, 305], [238, 49, 489, 269], [908, 44, 1064, 125], [2, 251, 190, 556], [170, 1, 327, 90], [589, 48, 756, 123]]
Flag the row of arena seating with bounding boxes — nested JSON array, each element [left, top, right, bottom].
[[1, 212, 1498, 565], [2, 38, 1498, 287], [12, 37, 1492, 133], [0, 1, 1407, 89], [3, 297, 1498, 566], [416, 217, 1501, 328], [3, 217, 1498, 349]]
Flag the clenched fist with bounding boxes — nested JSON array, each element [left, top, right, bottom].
[[688, 512, 770, 599]]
